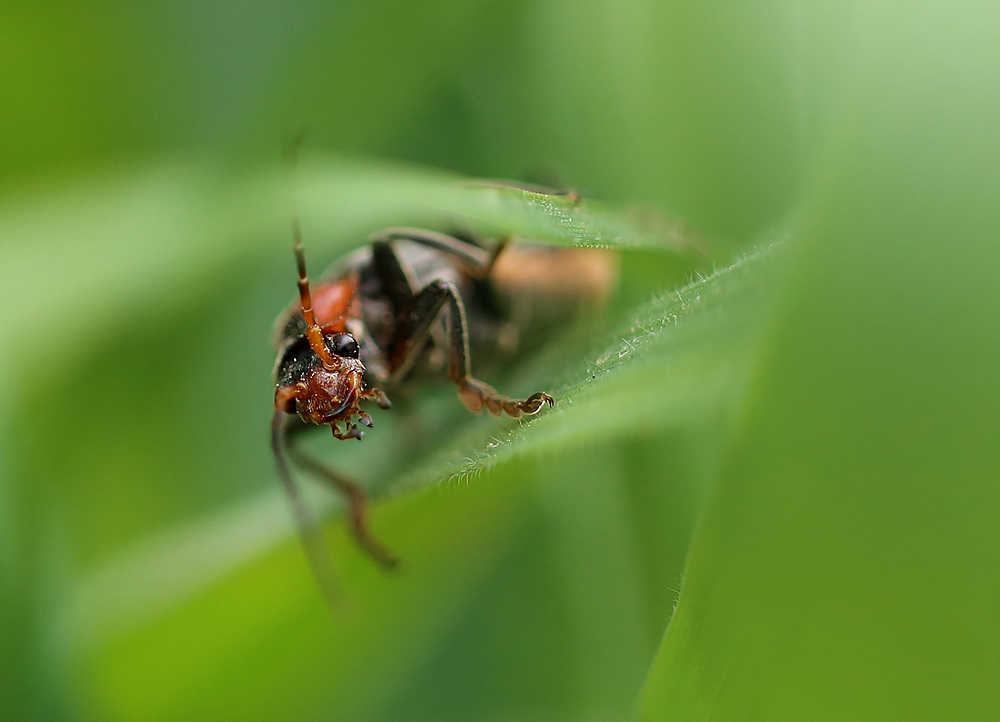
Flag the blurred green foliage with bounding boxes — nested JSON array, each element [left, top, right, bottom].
[[2, 1, 998, 721]]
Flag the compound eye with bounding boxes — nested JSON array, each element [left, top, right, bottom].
[[331, 333, 360, 359]]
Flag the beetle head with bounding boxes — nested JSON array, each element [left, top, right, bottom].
[[294, 333, 367, 428]]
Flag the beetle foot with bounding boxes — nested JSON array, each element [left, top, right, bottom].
[[458, 378, 554, 418]]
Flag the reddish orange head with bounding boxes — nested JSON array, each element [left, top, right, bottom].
[[292, 333, 368, 428], [296, 362, 365, 426]]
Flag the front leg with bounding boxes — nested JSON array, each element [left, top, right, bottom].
[[388, 277, 554, 418], [285, 418, 399, 569]]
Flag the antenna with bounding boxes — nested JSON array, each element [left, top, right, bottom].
[[285, 131, 337, 370]]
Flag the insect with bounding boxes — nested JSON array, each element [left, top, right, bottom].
[[271, 188, 617, 603]]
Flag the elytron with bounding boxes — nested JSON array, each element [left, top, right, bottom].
[[271, 186, 615, 600]]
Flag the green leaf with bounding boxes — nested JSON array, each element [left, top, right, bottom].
[[640, 4, 1000, 718], [8, 1, 998, 719], [2, 155, 713, 721]]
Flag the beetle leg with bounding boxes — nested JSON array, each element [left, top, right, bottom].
[[271, 401, 342, 607], [388, 278, 554, 418], [457, 379, 554, 418], [285, 420, 399, 569], [372, 177, 580, 278], [373, 228, 490, 271], [372, 239, 418, 313], [372, 228, 508, 280]]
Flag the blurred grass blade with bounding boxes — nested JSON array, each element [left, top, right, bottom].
[[64, 236, 782, 652], [640, 4, 1000, 717], [394, 238, 785, 493], [0, 156, 693, 378]]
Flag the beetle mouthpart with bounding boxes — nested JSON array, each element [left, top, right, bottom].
[[333, 422, 365, 441], [299, 359, 367, 426], [362, 388, 392, 410], [320, 396, 355, 422]]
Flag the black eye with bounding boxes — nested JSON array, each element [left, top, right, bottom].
[[331, 333, 360, 359]]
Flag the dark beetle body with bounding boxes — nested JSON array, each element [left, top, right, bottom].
[[271, 220, 617, 594], [274, 237, 617, 407], [275, 241, 494, 397]]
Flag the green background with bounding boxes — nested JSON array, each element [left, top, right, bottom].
[[2, 1, 998, 720]]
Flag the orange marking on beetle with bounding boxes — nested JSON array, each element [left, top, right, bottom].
[[311, 277, 358, 332]]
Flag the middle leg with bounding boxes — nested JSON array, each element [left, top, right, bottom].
[[387, 277, 553, 418]]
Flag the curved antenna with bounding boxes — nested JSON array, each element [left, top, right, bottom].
[[271, 406, 343, 609], [284, 132, 338, 370]]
